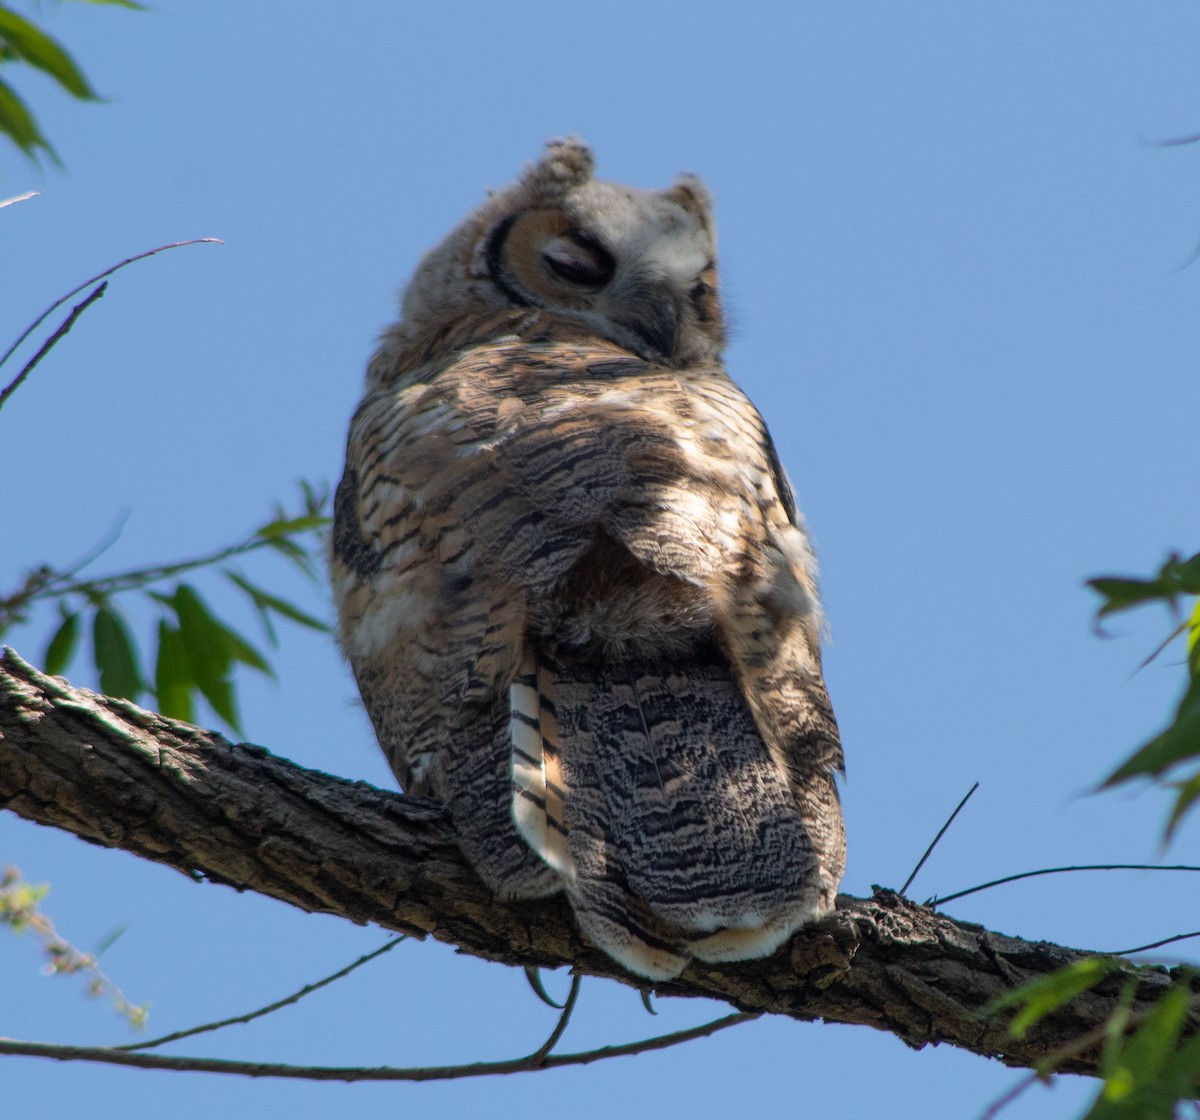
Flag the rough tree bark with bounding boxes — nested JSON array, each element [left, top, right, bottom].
[[0, 648, 1189, 1077]]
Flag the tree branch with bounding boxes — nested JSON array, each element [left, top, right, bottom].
[[0, 1010, 756, 1081], [117, 936, 406, 1053], [0, 648, 1190, 1078], [0, 283, 107, 412]]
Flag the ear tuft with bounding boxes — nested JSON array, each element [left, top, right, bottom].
[[665, 174, 716, 234], [522, 137, 595, 199]]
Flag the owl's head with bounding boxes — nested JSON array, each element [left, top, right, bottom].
[[398, 138, 725, 367]]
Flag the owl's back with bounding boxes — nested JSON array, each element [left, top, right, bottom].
[[334, 314, 843, 979], [333, 141, 844, 981]]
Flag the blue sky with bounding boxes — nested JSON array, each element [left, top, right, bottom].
[[3, 3, 1199, 1117]]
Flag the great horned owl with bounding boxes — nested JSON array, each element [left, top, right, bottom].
[[331, 139, 844, 981]]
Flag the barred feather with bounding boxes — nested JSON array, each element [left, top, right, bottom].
[[509, 646, 574, 880]]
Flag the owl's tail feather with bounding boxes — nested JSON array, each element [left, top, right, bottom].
[[685, 911, 815, 963], [509, 645, 575, 881], [550, 645, 830, 980], [563, 874, 692, 981]]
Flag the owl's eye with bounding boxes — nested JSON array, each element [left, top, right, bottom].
[[541, 231, 615, 289]]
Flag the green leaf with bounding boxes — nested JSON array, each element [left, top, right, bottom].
[[265, 535, 309, 563], [297, 478, 327, 517], [1097, 979, 1136, 1083], [1185, 597, 1200, 659], [162, 582, 272, 723], [1156, 1020, 1200, 1107], [985, 957, 1119, 1039], [1108, 983, 1190, 1086], [255, 514, 330, 540], [0, 8, 99, 99], [226, 571, 329, 636], [1088, 552, 1200, 619], [0, 75, 55, 160], [1083, 983, 1196, 1120], [43, 608, 80, 675], [264, 537, 304, 560], [67, 0, 146, 9], [227, 573, 277, 645], [167, 584, 239, 731], [92, 605, 144, 700], [153, 619, 194, 723], [1165, 770, 1200, 841], [1103, 675, 1200, 787], [221, 619, 273, 676], [1088, 577, 1170, 616]]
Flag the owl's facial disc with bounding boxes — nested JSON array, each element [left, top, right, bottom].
[[541, 229, 615, 288], [487, 208, 610, 307], [485, 207, 684, 361]]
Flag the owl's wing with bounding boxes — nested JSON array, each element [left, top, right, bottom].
[[334, 340, 845, 970], [332, 373, 583, 899], [477, 352, 844, 781], [465, 348, 845, 971]]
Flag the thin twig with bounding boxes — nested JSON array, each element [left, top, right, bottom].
[[0, 529, 272, 633], [0, 1011, 757, 1082], [9, 528, 296, 616], [1141, 130, 1200, 148], [1130, 617, 1191, 676], [899, 781, 979, 896], [525, 973, 582, 1065], [0, 191, 39, 209], [1100, 930, 1200, 956], [1175, 243, 1200, 273], [928, 864, 1200, 907], [0, 488, 328, 629], [117, 937, 405, 1053], [974, 1070, 1044, 1120], [43, 534, 282, 600], [46, 511, 131, 591], [0, 238, 223, 374], [0, 284, 107, 412]]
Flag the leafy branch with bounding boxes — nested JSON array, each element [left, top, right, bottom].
[[968, 554, 1200, 1119], [982, 963, 1200, 1119], [1, 231, 328, 735], [0, 0, 141, 166], [1088, 551, 1200, 839], [0, 482, 331, 734], [0, 866, 146, 1028]]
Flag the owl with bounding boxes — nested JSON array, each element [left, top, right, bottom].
[[331, 139, 845, 981]]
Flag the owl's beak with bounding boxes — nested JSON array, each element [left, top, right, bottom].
[[615, 291, 678, 361]]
